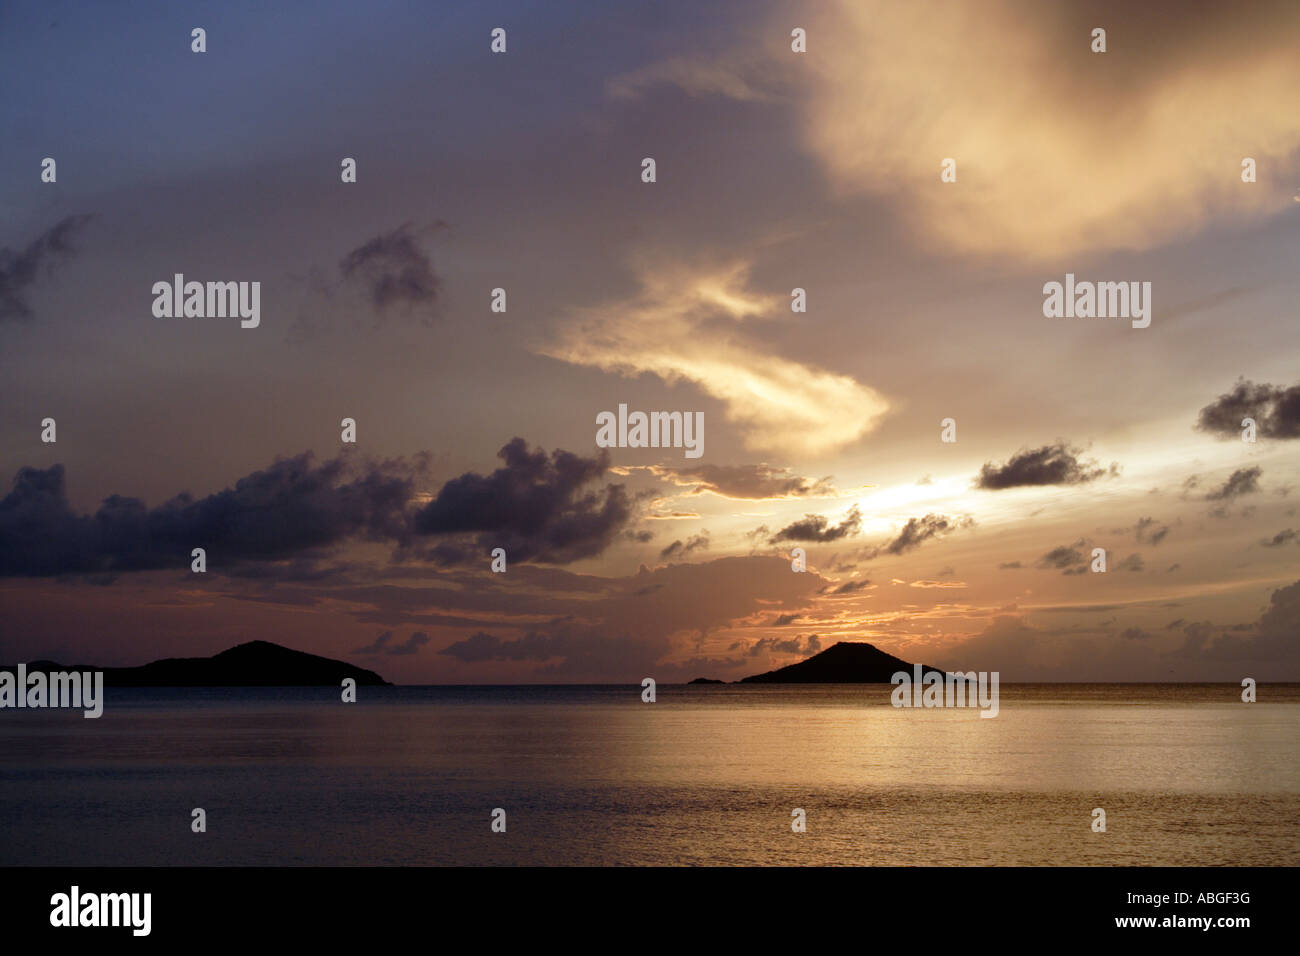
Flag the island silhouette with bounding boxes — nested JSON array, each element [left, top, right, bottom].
[[6, 640, 390, 687], [9, 639, 942, 687], [706, 641, 945, 684]]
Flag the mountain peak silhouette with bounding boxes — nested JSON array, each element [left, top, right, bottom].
[[738, 640, 943, 683]]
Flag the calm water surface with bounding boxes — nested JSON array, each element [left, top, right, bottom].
[[2, 684, 1296, 865]]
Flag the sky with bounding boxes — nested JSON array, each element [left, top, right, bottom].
[[1, 0, 1298, 682]]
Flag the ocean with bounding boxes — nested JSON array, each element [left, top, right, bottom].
[[2, 684, 1297, 866]]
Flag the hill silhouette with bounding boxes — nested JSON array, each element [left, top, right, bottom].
[[11, 640, 390, 687], [737, 641, 944, 683]]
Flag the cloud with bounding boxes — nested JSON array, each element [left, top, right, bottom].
[[660, 532, 710, 561], [1262, 529, 1297, 547], [353, 630, 394, 654], [338, 222, 443, 318], [1204, 467, 1263, 502], [436, 555, 827, 678], [541, 258, 888, 455], [0, 453, 417, 577], [0, 438, 634, 577], [1114, 553, 1145, 573], [617, 2, 1300, 260], [771, 505, 861, 543], [410, 438, 633, 565], [1036, 539, 1088, 574], [796, 1, 1300, 259], [0, 214, 95, 322], [1167, 580, 1300, 662], [1133, 516, 1171, 546], [829, 578, 871, 594], [741, 633, 823, 658], [387, 631, 430, 656], [976, 442, 1113, 490], [652, 463, 836, 499], [878, 513, 973, 555], [439, 630, 529, 663], [938, 577, 1300, 679], [1197, 380, 1300, 440], [608, 53, 788, 103]]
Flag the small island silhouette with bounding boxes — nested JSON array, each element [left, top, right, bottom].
[[696, 641, 945, 684], [7, 640, 390, 687]]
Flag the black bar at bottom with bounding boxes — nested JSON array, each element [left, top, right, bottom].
[[2, 866, 1280, 942]]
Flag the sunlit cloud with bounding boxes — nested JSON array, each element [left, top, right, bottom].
[[540, 257, 889, 455], [611, 0, 1300, 261], [799, 0, 1300, 260]]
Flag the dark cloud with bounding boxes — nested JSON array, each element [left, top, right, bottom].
[[1036, 539, 1088, 573], [1196, 379, 1300, 440], [829, 578, 871, 594], [656, 463, 835, 499], [0, 214, 95, 322], [1166, 582, 1300, 661], [998, 561, 1023, 570], [1262, 528, 1297, 547], [0, 437, 631, 579], [743, 634, 822, 657], [1133, 516, 1170, 545], [411, 438, 633, 565], [387, 631, 430, 656], [1114, 553, 1144, 572], [770, 505, 861, 543], [338, 221, 444, 318], [975, 442, 1115, 490], [353, 630, 394, 654], [1120, 627, 1151, 640], [660, 531, 710, 560], [878, 513, 973, 556], [1204, 466, 1262, 502], [0, 453, 416, 577], [439, 632, 514, 660]]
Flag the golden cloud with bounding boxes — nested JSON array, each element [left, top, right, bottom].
[[539, 258, 889, 456], [610, 0, 1300, 260]]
